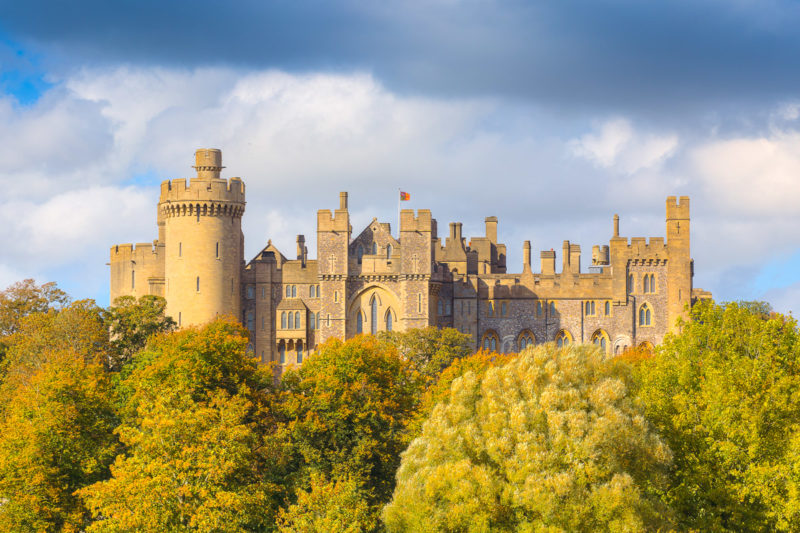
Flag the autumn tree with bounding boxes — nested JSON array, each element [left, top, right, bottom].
[[637, 300, 800, 532], [384, 343, 675, 532], [104, 295, 176, 370], [377, 326, 472, 385], [276, 335, 424, 523], [0, 300, 118, 532], [0, 278, 70, 363], [80, 318, 281, 532]]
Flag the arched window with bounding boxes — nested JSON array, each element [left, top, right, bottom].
[[604, 301, 611, 316], [285, 285, 291, 297], [372, 242, 377, 255], [643, 274, 650, 294], [501, 302, 507, 317], [357, 245, 364, 264], [481, 331, 499, 352], [438, 299, 444, 316], [550, 301, 556, 316], [356, 312, 363, 334], [309, 285, 315, 298], [310, 313, 316, 330], [536, 301, 543, 317], [297, 341, 303, 364], [287, 312, 294, 329], [555, 329, 572, 348], [295, 311, 301, 329], [291, 285, 297, 298], [371, 297, 378, 335], [488, 302, 494, 317], [279, 343, 286, 364], [518, 331, 535, 350], [639, 341, 654, 354], [386, 244, 393, 258], [591, 329, 610, 353], [649, 274, 656, 293], [246, 312, 254, 331], [445, 301, 451, 315], [639, 304, 652, 326], [385, 309, 393, 331]]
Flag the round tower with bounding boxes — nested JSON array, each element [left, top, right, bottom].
[[159, 148, 246, 327]]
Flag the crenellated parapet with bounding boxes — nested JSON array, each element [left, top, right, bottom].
[[158, 176, 245, 219]]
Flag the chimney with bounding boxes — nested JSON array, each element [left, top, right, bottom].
[[523, 240, 532, 273], [541, 250, 555, 275], [455, 222, 463, 243], [562, 240, 570, 273], [339, 192, 348, 210], [613, 214, 620, 237], [485, 216, 497, 243], [296, 235, 305, 265]]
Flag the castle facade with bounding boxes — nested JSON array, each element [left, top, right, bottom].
[[109, 149, 699, 367]]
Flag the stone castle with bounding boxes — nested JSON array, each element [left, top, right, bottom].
[[110, 148, 701, 367]]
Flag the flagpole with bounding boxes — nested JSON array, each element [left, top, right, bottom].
[[397, 188, 401, 240]]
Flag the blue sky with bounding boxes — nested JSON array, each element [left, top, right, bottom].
[[0, 0, 798, 313]]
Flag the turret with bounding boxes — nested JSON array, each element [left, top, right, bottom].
[[159, 148, 245, 327], [666, 196, 691, 331]]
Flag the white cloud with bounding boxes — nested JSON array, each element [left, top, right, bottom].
[[569, 118, 678, 174]]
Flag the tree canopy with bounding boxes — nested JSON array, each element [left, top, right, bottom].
[[384, 343, 675, 532], [637, 300, 800, 532]]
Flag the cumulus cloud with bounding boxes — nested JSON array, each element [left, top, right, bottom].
[[0, 65, 798, 310]]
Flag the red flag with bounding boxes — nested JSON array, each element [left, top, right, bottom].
[[400, 191, 410, 201]]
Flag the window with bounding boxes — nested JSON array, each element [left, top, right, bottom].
[[372, 242, 377, 255], [327, 314, 330, 327], [591, 329, 610, 353], [131, 270, 135, 290], [179, 242, 182, 257], [628, 274, 634, 293], [650, 274, 656, 293], [643, 273, 656, 293], [438, 299, 444, 316], [445, 301, 451, 315], [356, 312, 363, 334], [297, 343, 303, 364], [519, 331, 535, 350], [639, 304, 652, 326], [196, 211, 200, 223], [316, 312, 320, 328], [481, 331, 499, 352], [488, 302, 494, 317], [643, 274, 650, 294], [585, 301, 595, 316], [246, 311, 254, 331], [196, 276, 200, 292], [261, 314, 265, 331], [280, 344, 286, 364], [371, 297, 378, 335], [247, 285, 255, 299], [310, 313, 316, 330], [262, 286, 266, 299], [309, 285, 315, 298], [291, 285, 296, 298], [357, 245, 364, 264], [281, 312, 287, 329], [501, 302, 507, 317], [216, 242, 219, 259], [295, 311, 301, 329], [288, 312, 294, 329], [604, 301, 610, 316], [418, 294, 422, 313], [286, 286, 291, 297], [178, 311, 181, 327], [549, 301, 556, 316], [334, 291, 339, 303], [387, 244, 393, 258], [555, 330, 572, 348], [536, 301, 543, 317], [386, 309, 393, 331]]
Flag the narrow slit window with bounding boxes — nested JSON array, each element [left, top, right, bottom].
[[196, 276, 200, 292]]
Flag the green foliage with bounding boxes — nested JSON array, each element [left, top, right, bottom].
[[276, 335, 424, 513], [384, 343, 674, 532], [277, 474, 379, 533], [0, 278, 70, 338], [377, 326, 472, 385], [0, 350, 118, 531], [105, 295, 176, 371], [637, 300, 800, 532], [80, 318, 281, 532]]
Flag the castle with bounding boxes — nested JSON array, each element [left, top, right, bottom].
[[109, 148, 702, 367]]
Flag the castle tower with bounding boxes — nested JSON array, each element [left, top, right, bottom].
[[666, 196, 691, 332], [317, 192, 351, 341], [159, 149, 245, 327]]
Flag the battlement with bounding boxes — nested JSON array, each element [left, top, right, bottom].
[[159, 176, 245, 204], [110, 241, 161, 261], [666, 196, 690, 220], [400, 209, 433, 233], [317, 209, 350, 232]]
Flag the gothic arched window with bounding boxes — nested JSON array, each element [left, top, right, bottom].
[[371, 297, 378, 335]]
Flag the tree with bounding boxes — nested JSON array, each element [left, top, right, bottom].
[[80, 318, 281, 532], [0, 350, 119, 532], [636, 300, 800, 532], [0, 279, 70, 363], [104, 295, 176, 370], [377, 326, 473, 385], [384, 344, 674, 532], [277, 474, 378, 533], [276, 336, 424, 514]]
